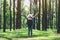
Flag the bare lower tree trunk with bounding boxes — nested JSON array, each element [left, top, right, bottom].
[[16, 0, 21, 29], [56, 0, 57, 29], [42, 0, 47, 31], [0, 0, 3, 29], [10, 0, 12, 31], [13, 0, 15, 30], [0, 14, 1, 29], [51, 0, 54, 29], [48, 0, 51, 29], [3, 0, 6, 32], [0, 3, 1, 29], [37, 0, 40, 30], [57, 0, 60, 33], [0, 0, 2, 29]]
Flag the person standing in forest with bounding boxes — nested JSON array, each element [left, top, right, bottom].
[[27, 11, 39, 37]]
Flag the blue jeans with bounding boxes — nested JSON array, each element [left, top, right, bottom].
[[28, 26, 32, 37], [27, 20, 33, 37]]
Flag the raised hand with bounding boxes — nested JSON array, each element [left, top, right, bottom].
[[35, 12, 39, 16]]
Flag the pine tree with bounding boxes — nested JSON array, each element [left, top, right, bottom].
[[13, 0, 15, 30], [42, 0, 47, 31], [57, 0, 60, 33], [3, 0, 6, 32], [16, 0, 21, 29]]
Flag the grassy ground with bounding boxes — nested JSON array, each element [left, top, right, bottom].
[[0, 28, 60, 40]]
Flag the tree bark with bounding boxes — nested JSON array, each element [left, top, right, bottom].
[[55, 0, 57, 29], [42, 0, 47, 31], [3, 0, 6, 32], [13, 0, 15, 30], [57, 0, 60, 33], [16, 0, 21, 29], [47, 0, 51, 29], [50, 0, 54, 29], [37, 0, 40, 30], [10, 0, 12, 31]]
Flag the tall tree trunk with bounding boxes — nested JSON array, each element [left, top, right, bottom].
[[57, 0, 60, 33], [16, 0, 21, 29], [48, 0, 51, 29], [0, 13, 1, 29], [0, 14, 1, 29], [0, 0, 2, 29], [13, 0, 15, 30], [3, 0, 6, 32], [37, 0, 40, 30], [42, 0, 47, 31], [10, 0, 12, 31], [56, 0, 57, 29], [51, 0, 54, 29]]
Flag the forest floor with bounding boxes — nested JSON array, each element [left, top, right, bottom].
[[0, 36, 60, 40], [0, 28, 60, 40]]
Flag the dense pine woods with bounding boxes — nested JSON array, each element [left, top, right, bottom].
[[0, 0, 60, 34]]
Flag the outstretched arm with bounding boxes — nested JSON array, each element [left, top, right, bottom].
[[35, 12, 39, 16]]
